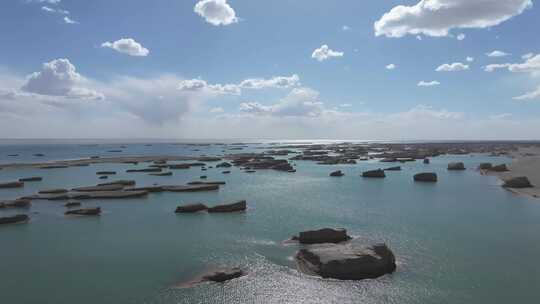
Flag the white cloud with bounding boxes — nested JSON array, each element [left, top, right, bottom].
[[436, 62, 469, 72], [484, 54, 540, 73], [21, 58, 103, 100], [489, 113, 513, 120], [522, 53, 534, 60], [101, 38, 149, 57], [194, 0, 238, 26], [239, 87, 325, 117], [63, 16, 78, 24], [513, 86, 540, 101], [339, 103, 352, 107], [386, 64, 397, 70], [178, 79, 241, 95], [418, 80, 440, 87], [239, 74, 300, 89], [311, 45, 344, 61], [342, 25, 351, 31], [486, 50, 510, 57], [466, 56, 474, 62], [456, 33, 466, 40], [41, 6, 68, 14], [416, 35, 423, 40], [374, 0, 532, 38]]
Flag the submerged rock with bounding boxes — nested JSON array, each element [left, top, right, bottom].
[[96, 171, 116, 175], [149, 172, 173, 176], [216, 162, 232, 168], [222, 171, 231, 174], [72, 184, 125, 192], [201, 267, 245, 283], [65, 207, 101, 216], [38, 188, 68, 194], [98, 180, 136, 187], [0, 181, 24, 188], [414, 172, 437, 182], [65, 201, 82, 208], [169, 164, 191, 169], [0, 214, 29, 225], [0, 199, 31, 209], [503, 176, 533, 188], [295, 243, 396, 280], [175, 203, 208, 213], [384, 166, 401, 171], [161, 184, 219, 192], [330, 170, 344, 177], [187, 181, 226, 185], [362, 169, 386, 178], [296, 228, 351, 244], [126, 168, 162, 173], [447, 162, 466, 170], [207, 200, 246, 213], [19, 177, 43, 182]]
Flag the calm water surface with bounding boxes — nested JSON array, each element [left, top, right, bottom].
[[1, 141, 539, 303]]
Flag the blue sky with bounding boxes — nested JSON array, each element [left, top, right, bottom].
[[0, 0, 539, 139]]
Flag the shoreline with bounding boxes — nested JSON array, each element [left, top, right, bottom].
[[489, 146, 540, 200]]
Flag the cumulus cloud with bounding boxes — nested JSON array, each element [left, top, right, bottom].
[[418, 80, 440, 87], [194, 0, 238, 26], [342, 25, 351, 31], [436, 62, 469, 72], [178, 79, 241, 95], [456, 33, 466, 40], [466, 56, 474, 62], [209, 107, 224, 113], [239, 74, 300, 89], [21, 58, 103, 100], [486, 50, 510, 57], [374, 0, 532, 38], [101, 38, 150, 57], [239, 87, 325, 117], [386, 64, 397, 70], [484, 54, 540, 73], [312, 45, 344, 61], [522, 53, 534, 60]]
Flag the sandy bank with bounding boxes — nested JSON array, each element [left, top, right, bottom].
[[492, 147, 540, 199]]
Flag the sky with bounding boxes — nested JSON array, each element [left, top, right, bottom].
[[0, 0, 539, 140]]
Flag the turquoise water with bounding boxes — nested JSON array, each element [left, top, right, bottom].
[[1, 142, 540, 303]]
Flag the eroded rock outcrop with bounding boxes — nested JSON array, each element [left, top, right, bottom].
[[503, 176, 533, 188], [65, 207, 101, 216], [447, 162, 466, 170], [414, 172, 437, 182], [295, 228, 351, 244], [207, 200, 246, 213], [0, 214, 29, 225], [362, 169, 386, 178], [295, 243, 396, 280], [330, 170, 344, 177], [175, 203, 208, 213]]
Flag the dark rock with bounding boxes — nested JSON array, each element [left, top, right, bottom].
[[65, 201, 81, 208], [175, 203, 208, 213], [0, 214, 29, 225], [0, 181, 24, 188], [222, 171, 231, 174], [503, 176, 533, 188], [207, 200, 247, 213], [72, 184, 125, 192], [149, 171, 173, 176], [414, 172, 437, 182], [96, 171, 116, 175], [39, 188, 68, 194], [490, 164, 509, 172], [297, 228, 351, 244], [19, 176, 43, 182], [161, 185, 219, 192], [169, 164, 191, 169], [39, 165, 69, 169], [98, 180, 136, 187], [200, 175, 207, 179], [33, 153, 45, 157], [65, 207, 101, 216], [245, 170, 256, 173], [99, 176, 108, 180], [0, 199, 31, 209], [188, 181, 226, 185], [362, 169, 386, 178], [216, 162, 232, 168], [126, 168, 162, 173], [384, 166, 401, 171], [295, 243, 396, 280], [380, 158, 397, 163], [201, 268, 245, 283], [478, 163, 493, 170], [447, 162, 466, 170], [330, 170, 344, 177], [423, 158, 430, 164], [7, 154, 19, 157]]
